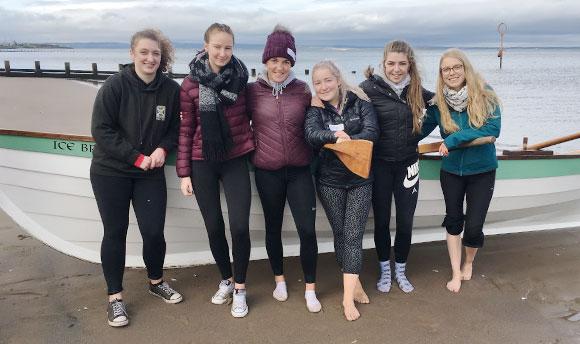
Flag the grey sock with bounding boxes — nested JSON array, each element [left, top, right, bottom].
[[377, 260, 391, 293], [395, 262, 414, 293]]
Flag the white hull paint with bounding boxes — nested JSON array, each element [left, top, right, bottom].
[[1, 147, 580, 267]]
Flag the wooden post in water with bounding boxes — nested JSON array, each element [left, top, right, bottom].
[[92, 63, 98, 77], [64, 62, 71, 76], [167, 66, 173, 78], [118, 64, 123, 72], [497, 22, 507, 69], [251, 68, 256, 77], [4, 60, 10, 73], [34, 61, 41, 75], [305, 69, 309, 75]]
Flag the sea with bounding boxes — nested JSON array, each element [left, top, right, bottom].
[[2, 47, 579, 153]]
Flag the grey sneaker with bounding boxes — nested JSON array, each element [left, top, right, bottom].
[[149, 281, 183, 304], [211, 280, 234, 305], [231, 289, 248, 318], [107, 299, 129, 327]]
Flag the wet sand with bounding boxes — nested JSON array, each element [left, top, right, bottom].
[[1, 209, 580, 344]]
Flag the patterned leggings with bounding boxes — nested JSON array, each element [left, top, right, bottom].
[[317, 183, 373, 274]]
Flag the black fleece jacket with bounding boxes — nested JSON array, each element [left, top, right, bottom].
[[304, 91, 379, 189], [90, 64, 180, 178]]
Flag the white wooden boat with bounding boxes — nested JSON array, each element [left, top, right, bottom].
[[1, 78, 580, 267]]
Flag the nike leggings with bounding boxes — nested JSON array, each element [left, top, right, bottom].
[[372, 157, 419, 263]]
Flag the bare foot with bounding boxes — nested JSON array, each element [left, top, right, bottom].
[[354, 280, 370, 304], [343, 301, 360, 321], [446, 276, 461, 293], [461, 262, 473, 280]]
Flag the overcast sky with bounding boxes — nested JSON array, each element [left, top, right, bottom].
[[1, 0, 579, 47]]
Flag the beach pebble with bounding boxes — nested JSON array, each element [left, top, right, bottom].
[[193, 274, 198, 277], [521, 297, 527, 300], [83, 307, 88, 310], [171, 278, 177, 281], [432, 270, 439, 273], [567, 313, 580, 322]]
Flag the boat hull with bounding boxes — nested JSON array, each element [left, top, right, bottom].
[[2, 134, 580, 268]]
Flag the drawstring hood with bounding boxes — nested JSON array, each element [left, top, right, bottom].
[[258, 68, 296, 99]]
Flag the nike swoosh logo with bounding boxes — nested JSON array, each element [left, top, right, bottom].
[[403, 173, 419, 188]]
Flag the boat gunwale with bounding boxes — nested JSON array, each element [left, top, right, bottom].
[[2, 128, 579, 160], [0, 129, 93, 142]]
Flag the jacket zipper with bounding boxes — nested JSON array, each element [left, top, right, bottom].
[[277, 97, 289, 165], [458, 111, 464, 176]]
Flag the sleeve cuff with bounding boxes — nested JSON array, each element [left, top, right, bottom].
[[134, 154, 145, 167], [161, 148, 167, 157]]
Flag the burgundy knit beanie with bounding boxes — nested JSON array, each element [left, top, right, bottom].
[[262, 25, 296, 66]]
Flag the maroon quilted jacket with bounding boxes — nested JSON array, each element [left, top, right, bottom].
[[176, 76, 255, 177], [247, 78, 313, 170]]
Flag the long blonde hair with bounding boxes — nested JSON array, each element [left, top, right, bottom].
[[312, 60, 369, 115], [365, 40, 424, 134], [436, 48, 502, 133]]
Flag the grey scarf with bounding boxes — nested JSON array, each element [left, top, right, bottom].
[[258, 69, 296, 99], [443, 85, 469, 112]]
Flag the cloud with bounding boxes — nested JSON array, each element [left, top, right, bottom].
[[1, 0, 579, 46]]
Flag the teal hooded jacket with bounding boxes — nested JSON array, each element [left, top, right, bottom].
[[422, 97, 501, 176]]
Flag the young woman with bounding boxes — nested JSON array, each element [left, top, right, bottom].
[[360, 40, 433, 294], [304, 60, 378, 321], [422, 48, 502, 293], [246, 25, 321, 312], [177, 23, 254, 318], [90, 28, 182, 327]]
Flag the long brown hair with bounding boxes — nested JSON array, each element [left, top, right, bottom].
[[435, 48, 502, 133], [365, 40, 425, 134], [130, 28, 174, 72]]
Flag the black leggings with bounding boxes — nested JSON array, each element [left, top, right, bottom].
[[90, 173, 167, 295], [317, 183, 372, 275], [190, 155, 251, 284], [440, 169, 496, 248], [372, 158, 419, 263], [255, 166, 318, 283]]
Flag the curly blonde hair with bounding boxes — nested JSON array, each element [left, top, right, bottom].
[[130, 28, 174, 72]]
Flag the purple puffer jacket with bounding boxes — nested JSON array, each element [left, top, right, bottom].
[[247, 78, 313, 170], [176, 76, 255, 177]]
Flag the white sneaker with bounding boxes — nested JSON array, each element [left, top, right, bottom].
[[231, 289, 248, 318], [211, 280, 234, 305]]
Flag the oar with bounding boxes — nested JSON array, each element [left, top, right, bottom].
[[323, 140, 373, 178], [419, 136, 496, 154], [523, 132, 580, 150]]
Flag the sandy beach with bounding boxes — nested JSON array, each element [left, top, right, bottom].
[[1, 208, 580, 344]]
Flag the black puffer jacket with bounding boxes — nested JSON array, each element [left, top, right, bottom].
[[360, 75, 434, 162], [304, 91, 378, 189]]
